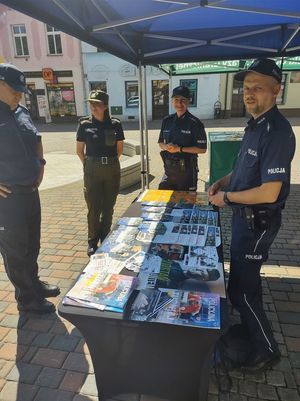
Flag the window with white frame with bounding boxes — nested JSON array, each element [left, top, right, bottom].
[[12, 24, 29, 56], [46, 25, 62, 55]]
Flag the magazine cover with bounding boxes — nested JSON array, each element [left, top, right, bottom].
[[144, 244, 226, 298], [66, 272, 137, 310], [138, 189, 209, 205], [130, 288, 220, 329]]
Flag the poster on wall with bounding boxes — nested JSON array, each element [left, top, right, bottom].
[[36, 95, 47, 117], [179, 79, 198, 107]]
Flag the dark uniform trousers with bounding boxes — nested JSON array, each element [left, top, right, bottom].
[[228, 209, 281, 353], [84, 157, 120, 245], [0, 190, 41, 304], [159, 155, 198, 191]]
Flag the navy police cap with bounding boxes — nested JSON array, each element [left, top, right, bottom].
[[0, 63, 28, 93], [235, 58, 282, 83], [87, 90, 109, 104], [171, 86, 191, 100]]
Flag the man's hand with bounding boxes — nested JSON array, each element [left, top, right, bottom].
[[0, 184, 11, 198], [209, 191, 226, 208], [207, 181, 221, 196], [166, 143, 180, 153]]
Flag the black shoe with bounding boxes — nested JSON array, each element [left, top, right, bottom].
[[18, 299, 56, 314], [240, 349, 281, 372], [35, 280, 60, 298], [87, 244, 97, 257]]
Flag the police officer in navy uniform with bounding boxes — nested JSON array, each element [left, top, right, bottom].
[[158, 86, 207, 191], [0, 64, 60, 314], [76, 90, 125, 256], [208, 58, 296, 371]]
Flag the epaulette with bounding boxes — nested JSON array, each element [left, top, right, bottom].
[[163, 113, 175, 122], [18, 104, 29, 112], [79, 115, 92, 124], [111, 117, 121, 124]]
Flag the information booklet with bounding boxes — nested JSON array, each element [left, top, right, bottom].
[[65, 271, 137, 312], [130, 288, 220, 329]]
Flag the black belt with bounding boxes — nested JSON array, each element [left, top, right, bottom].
[[86, 156, 118, 165], [232, 206, 281, 217], [9, 185, 37, 194]]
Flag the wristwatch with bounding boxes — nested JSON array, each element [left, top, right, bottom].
[[180, 146, 184, 153], [223, 191, 232, 205], [39, 158, 47, 166]]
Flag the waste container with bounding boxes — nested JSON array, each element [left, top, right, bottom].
[[208, 131, 244, 185]]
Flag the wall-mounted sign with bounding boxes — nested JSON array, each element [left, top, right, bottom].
[[42, 68, 54, 81]]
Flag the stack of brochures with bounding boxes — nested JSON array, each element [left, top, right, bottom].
[[64, 190, 223, 328], [130, 288, 220, 329], [63, 254, 137, 313]]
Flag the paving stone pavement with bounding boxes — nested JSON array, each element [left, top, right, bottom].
[[0, 117, 299, 401]]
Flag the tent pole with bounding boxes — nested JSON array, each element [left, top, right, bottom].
[[142, 65, 150, 188], [138, 60, 146, 191]]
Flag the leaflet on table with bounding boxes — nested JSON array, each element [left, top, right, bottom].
[[117, 217, 143, 226], [136, 222, 219, 247], [130, 288, 220, 329], [65, 271, 137, 310], [142, 208, 193, 224], [82, 253, 124, 275], [141, 207, 218, 226], [124, 251, 162, 273], [141, 205, 173, 214], [100, 226, 139, 252], [205, 226, 221, 247]]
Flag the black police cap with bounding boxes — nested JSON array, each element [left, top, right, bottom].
[[171, 86, 191, 100], [235, 58, 282, 83], [87, 90, 109, 104], [0, 63, 28, 93]]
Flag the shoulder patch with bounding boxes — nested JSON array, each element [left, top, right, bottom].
[[79, 116, 92, 124]]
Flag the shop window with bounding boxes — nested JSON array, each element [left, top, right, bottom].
[[290, 71, 300, 83], [12, 24, 29, 57], [47, 83, 76, 117], [46, 24, 62, 55], [179, 79, 198, 107], [276, 73, 287, 105], [90, 81, 107, 92], [125, 81, 139, 108]]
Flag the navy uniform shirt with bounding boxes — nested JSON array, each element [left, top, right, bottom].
[[0, 100, 41, 186], [76, 116, 125, 157], [229, 106, 296, 208], [158, 111, 207, 159]]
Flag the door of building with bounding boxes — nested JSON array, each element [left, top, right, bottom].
[[231, 79, 245, 117], [25, 84, 39, 120], [152, 80, 169, 120]]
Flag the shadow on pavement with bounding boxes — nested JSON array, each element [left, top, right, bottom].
[[12, 313, 94, 401]]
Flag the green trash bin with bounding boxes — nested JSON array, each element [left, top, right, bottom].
[[208, 131, 244, 185]]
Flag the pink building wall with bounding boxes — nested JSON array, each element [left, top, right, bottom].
[[0, 5, 85, 117]]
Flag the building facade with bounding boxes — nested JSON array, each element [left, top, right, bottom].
[[81, 43, 220, 121], [0, 5, 85, 122], [220, 69, 300, 118]]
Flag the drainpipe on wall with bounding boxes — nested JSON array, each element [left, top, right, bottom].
[[80, 41, 89, 116]]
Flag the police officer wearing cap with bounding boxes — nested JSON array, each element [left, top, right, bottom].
[[158, 86, 207, 191], [76, 90, 125, 256], [208, 58, 296, 371], [0, 63, 60, 314]]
